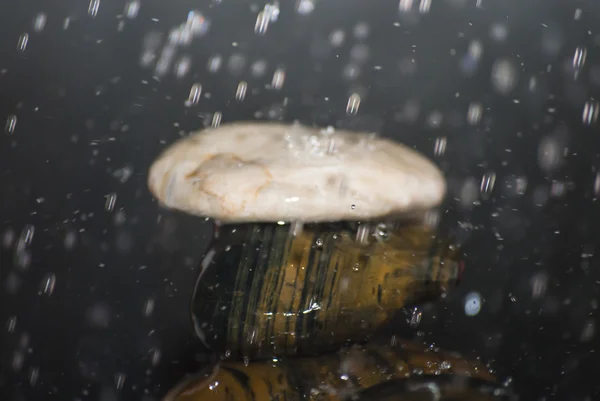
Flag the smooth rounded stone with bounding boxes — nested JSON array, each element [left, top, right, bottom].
[[191, 220, 464, 360], [161, 339, 499, 401], [147, 122, 446, 223]]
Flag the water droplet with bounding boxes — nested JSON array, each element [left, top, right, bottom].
[[185, 83, 202, 107], [410, 307, 422, 327], [143, 298, 155, 317], [580, 319, 595, 342], [115, 372, 126, 391], [40, 273, 57, 296], [12, 351, 24, 371], [29, 366, 39, 386], [418, 0, 432, 13], [531, 272, 548, 299], [480, 172, 496, 196], [88, 0, 100, 18], [582, 99, 599, 125], [207, 54, 222, 73], [272, 68, 286, 89], [235, 81, 248, 101], [105, 193, 117, 212], [33, 13, 47, 32], [296, 0, 315, 15], [17, 33, 29, 52], [399, 0, 414, 12], [537, 135, 564, 174], [491, 59, 517, 94], [346, 93, 361, 115], [124, 0, 140, 19], [7, 316, 17, 332], [64, 230, 77, 250], [572, 46, 587, 79], [87, 303, 112, 328], [464, 292, 482, 316], [5, 115, 17, 134], [467, 102, 483, 125], [255, 11, 269, 35], [251, 59, 268, 77], [211, 112, 222, 128], [174, 56, 191, 78], [433, 137, 447, 157], [329, 29, 345, 47]]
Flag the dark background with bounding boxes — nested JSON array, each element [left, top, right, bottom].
[[1, 0, 600, 400]]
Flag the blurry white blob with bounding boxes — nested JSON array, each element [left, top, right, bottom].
[[419, 0, 432, 13], [459, 177, 479, 208], [17, 33, 29, 52], [33, 13, 47, 32], [464, 292, 482, 316], [530, 272, 548, 299], [296, 0, 315, 15], [582, 99, 599, 125], [353, 22, 370, 40], [467, 102, 483, 125], [174, 56, 192, 78], [427, 111, 443, 128], [124, 0, 140, 19], [207, 54, 223, 73], [87, 303, 112, 328], [491, 59, 518, 94], [346, 93, 361, 115], [272, 68, 286, 89], [580, 319, 595, 342], [399, 0, 413, 12], [594, 172, 600, 197], [489, 23, 508, 42], [537, 135, 565, 174], [329, 29, 345, 47], [251, 59, 268, 78]]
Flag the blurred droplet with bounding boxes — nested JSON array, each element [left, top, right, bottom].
[[418, 0, 431, 13], [12, 351, 24, 371], [480, 172, 496, 197], [185, 83, 202, 107], [572, 46, 587, 79], [29, 366, 39, 386], [353, 22, 370, 40], [537, 135, 564, 174], [174, 56, 191, 78], [251, 59, 267, 78], [88, 0, 100, 18], [227, 53, 246, 76], [399, 0, 414, 12], [467, 102, 483, 125], [211, 112, 222, 128], [255, 11, 269, 35], [87, 303, 112, 328], [5, 115, 17, 134], [33, 13, 47, 32], [491, 59, 518, 94], [531, 272, 548, 299], [296, 0, 315, 15], [580, 319, 595, 342], [207, 55, 222, 73], [17, 33, 28, 52], [582, 99, 599, 125], [105, 193, 117, 212], [272, 68, 286, 89], [459, 178, 479, 208], [464, 292, 482, 316], [410, 307, 422, 327], [115, 373, 126, 391], [433, 137, 447, 157], [489, 23, 508, 41], [64, 230, 77, 250], [236, 81, 248, 101], [7, 316, 17, 332], [150, 348, 161, 366], [346, 93, 361, 115], [40, 273, 57, 296], [124, 0, 140, 19], [143, 298, 155, 317], [329, 30, 345, 47]]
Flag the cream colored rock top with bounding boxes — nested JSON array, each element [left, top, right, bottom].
[[147, 121, 446, 223]]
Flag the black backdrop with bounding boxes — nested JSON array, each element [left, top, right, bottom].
[[1, 0, 600, 400]]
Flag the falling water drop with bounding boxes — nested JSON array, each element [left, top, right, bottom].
[[211, 112, 222, 128], [5, 115, 17, 134], [105, 193, 117, 212], [255, 11, 269, 35], [33, 13, 47, 32], [88, 0, 100, 17], [40, 273, 57, 296], [582, 99, 599, 125], [124, 0, 140, 19], [346, 93, 361, 115], [185, 83, 202, 107], [17, 33, 29, 52], [572, 46, 587, 79], [272, 68, 286, 89], [236, 81, 248, 101]]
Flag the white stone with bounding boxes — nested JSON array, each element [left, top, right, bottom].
[[147, 122, 446, 223]]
